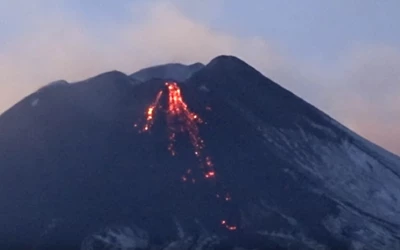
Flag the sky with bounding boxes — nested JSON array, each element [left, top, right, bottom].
[[0, 0, 399, 154]]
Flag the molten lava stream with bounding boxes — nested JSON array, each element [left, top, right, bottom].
[[142, 90, 163, 131], [141, 90, 164, 132], [165, 82, 216, 180], [134, 81, 238, 231]]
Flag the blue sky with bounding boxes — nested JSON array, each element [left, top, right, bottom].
[[0, 0, 399, 153], [3, 0, 399, 62]]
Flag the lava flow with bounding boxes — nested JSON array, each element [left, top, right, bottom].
[[137, 82, 216, 180], [137, 90, 163, 132], [135, 81, 237, 231], [165, 82, 216, 180], [221, 220, 237, 231]]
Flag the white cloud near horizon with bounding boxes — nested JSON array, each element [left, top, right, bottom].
[[0, 1, 399, 154]]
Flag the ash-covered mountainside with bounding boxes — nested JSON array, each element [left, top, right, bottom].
[[0, 55, 400, 250]]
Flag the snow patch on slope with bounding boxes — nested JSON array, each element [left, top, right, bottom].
[[323, 206, 400, 250], [162, 234, 220, 250], [262, 124, 400, 249], [267, 124, 400, 225], [223, 96, 400, 248], [328, 117, 400, 177], [198, 85, 210, 92], [81, 226, 149, 250], [257, 230, 327, 250], [31, 98, 39, 107], [81, 223, 224, 250]]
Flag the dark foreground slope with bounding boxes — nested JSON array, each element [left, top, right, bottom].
[[0, 56, 399, 250]]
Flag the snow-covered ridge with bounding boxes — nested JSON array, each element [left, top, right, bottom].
[[221, 94, 400, 249], [327, 116, 400, 175]]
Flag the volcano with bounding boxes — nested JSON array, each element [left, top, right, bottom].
[[0, 55, 399, 250]]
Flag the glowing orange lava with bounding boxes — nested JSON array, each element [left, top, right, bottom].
[[165, 82, 216, 179], [221, 220, 237, 231], [205, 171, 215, 178], [135, 82, 238, 232], [135, 82, 216, 180], [141, 90, 163, 132]]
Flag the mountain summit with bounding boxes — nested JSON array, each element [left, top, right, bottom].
[[0, 55, 399, 250], [130, 62, 205, 82]]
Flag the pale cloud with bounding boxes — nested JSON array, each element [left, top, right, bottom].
[[0, 1, 398, 154]]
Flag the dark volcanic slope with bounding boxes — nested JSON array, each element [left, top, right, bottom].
[[131, 62, 205, 82], [0, 56, 400, 250]]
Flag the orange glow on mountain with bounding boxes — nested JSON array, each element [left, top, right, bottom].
[[141, 90, 163, 132], [165, 82, 216, 180], [221, 220, 237, 231], [135, 82, 216, 180], [135, 81, 238, 230], [205, 171, 215, 178]]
